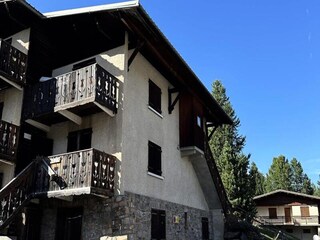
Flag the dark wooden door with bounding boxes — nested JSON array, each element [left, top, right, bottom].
[[285, 208, 291, 223], [55, 207, 83, 240]]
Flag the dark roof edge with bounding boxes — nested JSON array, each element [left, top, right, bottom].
[[254, 189, 320, 201]]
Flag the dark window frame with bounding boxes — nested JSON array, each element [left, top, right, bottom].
[[148, 141, 162, 176], [268, 208, 277, 219], [151, 209, 166, 240], [67, 128, 92, 152], [201, 217, 209, 240], [149, 79, 162, 114]]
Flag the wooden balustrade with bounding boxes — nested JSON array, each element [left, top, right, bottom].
[[0, 120, 20, 161], [0, 39, 27, 85], [23, 63, 119, 121], [0, 161, 36, 229], [36, 148, 115, 196], [55, 63, 118, 113]]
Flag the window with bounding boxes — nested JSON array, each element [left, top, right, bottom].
[[202, 217, 209, 240], [303, 229, 311, 234], [148, 141, 162, 176], [151, 209, 166, 240], [197, 115, 202, 128], [149, 80, 162, 114], [268, 208, 277, 219], [300, 206, 310, 218], [67, 128, 92, 152]]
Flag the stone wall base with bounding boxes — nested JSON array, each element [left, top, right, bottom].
[[38, 192, 224, 240]]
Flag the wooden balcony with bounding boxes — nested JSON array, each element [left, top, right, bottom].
[[258, 215, 320, 226], [35, 148, 116, 197], [23, 63, 119, 127], [0, 39, 27, 90], [0, 120, 19, 162]]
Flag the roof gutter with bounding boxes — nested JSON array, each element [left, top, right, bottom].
[[44, 0, 139, 18], [16, 0, 44, 18]]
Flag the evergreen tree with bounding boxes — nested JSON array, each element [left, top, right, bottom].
[[249, 162, 266, 196], [290, 158, 314, 194], [210, 80, 255, 220], [290, 158, 304, 192], [265, 155, 291, 192]]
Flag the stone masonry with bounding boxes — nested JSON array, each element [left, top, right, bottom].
[[39, 192, 223, 240]]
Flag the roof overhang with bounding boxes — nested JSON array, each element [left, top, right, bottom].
[[40, 1, 232, 125]]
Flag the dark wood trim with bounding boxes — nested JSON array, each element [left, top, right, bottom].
[[127, 40, 144, 71], [168, 88, 180, 114]]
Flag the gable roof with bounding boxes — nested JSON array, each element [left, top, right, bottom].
[[41, 1, 232, 126], [254, 189, 320, 206]]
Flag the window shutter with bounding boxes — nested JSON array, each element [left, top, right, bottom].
[[148, 141, 162, 176], [300, 207, 310, 218], [149, 80, 162, 114]]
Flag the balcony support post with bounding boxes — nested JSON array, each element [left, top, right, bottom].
[[94, 101, 115, 117], [57, 110, 82, 125], [0, 75, 23, 91]]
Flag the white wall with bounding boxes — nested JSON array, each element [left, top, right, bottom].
[[0, 162, 14, 187], [0, 88, 23, 126], [121, 52, 209, 210], [49, 43, 213, 210], [6, 28, 30, 54]]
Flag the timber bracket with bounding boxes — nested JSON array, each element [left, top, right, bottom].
[[206, 122, 221, 141], [168, 88, 180, 114], [127, 40, 145, 71]]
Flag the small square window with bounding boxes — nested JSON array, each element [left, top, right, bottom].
[[149, 80, 162, 114], [151, 209, 166, 240], [148, 141, 162, 176]]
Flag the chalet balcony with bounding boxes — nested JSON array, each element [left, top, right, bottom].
[[0, 39, 27, 89], [35, 148, 116, 197], [23, 63, 119, 126], [258, 215, 320, 226], [0, 120, 19, 162]]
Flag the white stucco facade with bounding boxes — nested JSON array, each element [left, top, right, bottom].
[[48, 40, 215, 211]]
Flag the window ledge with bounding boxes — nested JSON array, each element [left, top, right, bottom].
[[148, 106, 163, 119], [147, 171, 164, 180]]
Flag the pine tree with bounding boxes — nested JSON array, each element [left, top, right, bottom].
[[290, 158, 304, 192], [249, 162, 266, 196], [265, 155, 291, 192], [210, 80, 255, 220]]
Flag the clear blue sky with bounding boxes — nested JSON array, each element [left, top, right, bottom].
[[27, 0, 320, 183]]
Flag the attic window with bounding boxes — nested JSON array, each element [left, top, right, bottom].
[[149, 80, 162, 114]]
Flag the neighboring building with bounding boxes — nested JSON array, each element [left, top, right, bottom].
[[0, 1, 232, 239], [254, 189, 320, 240]]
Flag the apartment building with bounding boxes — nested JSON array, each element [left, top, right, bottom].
[[0, 1, 232, 239]]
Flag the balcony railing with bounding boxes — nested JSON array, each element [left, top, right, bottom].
[[23, 63, 119, 123], [35, 148, 116, 197], [0, 120, 19, 162], [55, 63, 118, 113], [0, 39, 27, 85], [258, 215, 319, 226]]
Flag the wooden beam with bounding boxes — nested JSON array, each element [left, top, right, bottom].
[[168, 88, 180, 114], [94, 101, 115, 117], [0, 75, 23, 91], [25, 119, 51, 132], [57, 110, 82, 125], [127, 40, 144, 71]]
